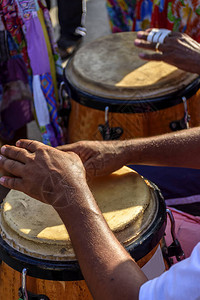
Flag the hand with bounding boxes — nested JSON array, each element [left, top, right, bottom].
[[57, 140, 128, 178], [134, 29, 200, 74], [0, 140, 86, 208]]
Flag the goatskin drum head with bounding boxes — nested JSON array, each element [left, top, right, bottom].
[[65, 32, 198, 100], [0, 166, 157, 260]]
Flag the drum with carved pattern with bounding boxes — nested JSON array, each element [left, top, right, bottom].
[[64, 32, 200, 142]]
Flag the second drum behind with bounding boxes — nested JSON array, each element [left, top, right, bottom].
[[64, 32, 200, 142]]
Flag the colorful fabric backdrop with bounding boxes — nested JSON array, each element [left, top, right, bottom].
[[106, 0, 136, 32], [0, 0, 64, 146], [106, 0, 200, 42]]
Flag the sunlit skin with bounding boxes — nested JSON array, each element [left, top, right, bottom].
[[0, 140, 147, 300], [57, 127, 200, 178], [134, 29, 200, 74], [0, 141, 85, 208]]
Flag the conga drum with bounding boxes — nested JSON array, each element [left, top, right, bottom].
[[0, 167, 166, 299], [64, 32, 200, 142]]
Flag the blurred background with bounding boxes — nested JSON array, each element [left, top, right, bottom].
[[27, 0, 111, 142]]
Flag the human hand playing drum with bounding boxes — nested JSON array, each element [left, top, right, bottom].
[[0, 139, 86, 209], [0, 138, 200, 299], [0, 139, 148, 300], [57, 140, 130, 178], [58, 127, 200, 179], [134, 28, 200, 75]]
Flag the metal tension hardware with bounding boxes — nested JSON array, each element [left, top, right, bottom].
[[58, 81, 71, 129], [98, 106, 123, 140], [18, 268, 50, 300], [170, 96, 191, 131], [166, 209, 185, 262]]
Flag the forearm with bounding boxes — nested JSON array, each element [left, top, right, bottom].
[[121, 127, 200, 169], [56, 181, 147, 300]]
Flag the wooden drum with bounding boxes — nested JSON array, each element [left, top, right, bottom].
[[64, 32, 200, 142], [0, 167, 166, 299]]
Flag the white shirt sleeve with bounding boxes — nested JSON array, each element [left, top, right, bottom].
[[139, 242, 200, 300]]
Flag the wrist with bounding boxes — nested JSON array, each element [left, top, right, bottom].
[[51, 176, 88, 210], [54, 181, 99, 225]]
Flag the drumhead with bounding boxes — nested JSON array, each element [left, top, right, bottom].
[[0, 167, 166, 280], [65, 32, 200, 112]]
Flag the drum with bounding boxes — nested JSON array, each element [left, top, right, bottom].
[[64, 32, 200, 142], [0, 167, 166, 299]]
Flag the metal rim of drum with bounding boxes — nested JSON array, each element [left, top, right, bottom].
[[64, 66, 200, 113], [0, 182, 166, 281]]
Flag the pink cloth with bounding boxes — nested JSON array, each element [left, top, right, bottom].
[[165, 207, 200, 260]]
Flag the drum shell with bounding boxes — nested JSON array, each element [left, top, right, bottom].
[[0, 242, 164, 300], [67, 88, 200, 142], [0, 262, 92, 300]]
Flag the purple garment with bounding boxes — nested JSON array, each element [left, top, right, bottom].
[[2, 80, 32, 110], [24, 16, 51, 75], [1, 79, 33, 131], [0, 57, 29, 85], [1, 99, 33, 131]]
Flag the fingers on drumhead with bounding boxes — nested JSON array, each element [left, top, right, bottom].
[[137, 28, 152, 40], [134, 39, 157, 50], [136, 31, 149, 40], [147, 28, 171, 44], [139, 52, 163, 61], [0, 176, 22, 190], [1, 145, 27, 163], [16, 139, 44, 152], [0, 156, 24, 177]]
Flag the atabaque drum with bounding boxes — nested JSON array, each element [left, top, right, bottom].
[[64, 32, 200, 142], [0, 167, 166, 299]]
